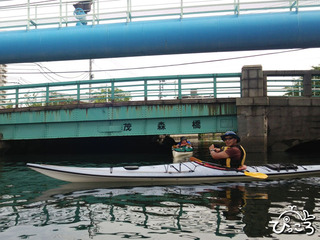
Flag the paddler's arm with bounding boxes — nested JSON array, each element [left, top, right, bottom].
[[209, 144, 229, 159]]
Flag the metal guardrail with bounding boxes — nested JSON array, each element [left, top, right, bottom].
[[0, 71, 319, 109], [1, 0, 320, 31], [0, 73, 241, 108], [265, 70, 320, 97]]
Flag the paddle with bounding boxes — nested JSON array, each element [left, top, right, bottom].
[[190, 157, 268, 180]]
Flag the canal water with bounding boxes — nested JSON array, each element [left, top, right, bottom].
[[0, 141, 319, 240]]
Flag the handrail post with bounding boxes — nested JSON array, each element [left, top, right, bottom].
[[77, 83, 81, 103], [59, 0, 62, 28], [180, 0, 183, 19], [127, 0, 132, 23], [27, 0, 30, 30], [35, 6, 38, 29], [178, 78, 182, 99], [92, 0, 96, 26], [15, 89, 19, 108], [144, 80, 148, 101], [64, 2, 67, 27], [234, 0, 240, 15], [111, 81, 115, 102], [213, 76, 217, 98], [97, 0, 100, 24], [46, 86, 50, 106]]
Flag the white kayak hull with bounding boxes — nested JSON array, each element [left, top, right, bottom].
[[172, 150, 193, 159], [27, 162, 320, 184]]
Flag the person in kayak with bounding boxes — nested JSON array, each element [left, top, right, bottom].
[[173, 136, 193, 152], [177, 136, 192, 147], [208, 131, 246, 169]]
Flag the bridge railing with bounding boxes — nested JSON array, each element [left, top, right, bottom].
[[1, 0, 320, 31], [265, 70, 320, 97], [0, 73, 241, 109], [1, 71, 319, 109]]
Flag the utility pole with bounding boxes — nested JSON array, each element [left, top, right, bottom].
[[89, 59, 94, 100], [89, 59, 93, 81], [0, 64, 7, 108]]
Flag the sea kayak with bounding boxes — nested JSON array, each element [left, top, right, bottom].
[[26, 158, 320, 184], [172, 149, 193, 159], [172, 145, 193, 158]]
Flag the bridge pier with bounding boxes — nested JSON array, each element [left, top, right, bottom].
[[237, 65, 268, 152]]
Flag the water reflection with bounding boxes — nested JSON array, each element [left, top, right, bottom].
[[1, 150, 320, 239], [1, 179, 320, 239]]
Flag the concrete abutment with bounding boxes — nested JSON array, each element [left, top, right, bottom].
[[238, 66, 320, 152]]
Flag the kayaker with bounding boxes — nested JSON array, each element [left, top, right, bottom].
[[208, 131, 246, 169], [176, 136, 192, 148]]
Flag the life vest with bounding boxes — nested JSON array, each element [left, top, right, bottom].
[[218, 145, 246, 168], [177, 141, 192, 147]]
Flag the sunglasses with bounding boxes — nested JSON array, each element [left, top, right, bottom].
[[223, 137, 234, 141]]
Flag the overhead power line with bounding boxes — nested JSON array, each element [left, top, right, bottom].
[[7, 62, 89, 80], [6, 48, 305, 75]]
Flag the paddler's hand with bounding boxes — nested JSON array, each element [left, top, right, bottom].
[[209, 144, 217, 152], [209, 144, 221, 153]]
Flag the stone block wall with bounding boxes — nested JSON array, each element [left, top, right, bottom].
[[238, 66, 320, 152]]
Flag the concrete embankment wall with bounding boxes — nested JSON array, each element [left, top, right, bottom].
[[266, 98, 320, 151], [238, 66, 320, 152], [237, 96, 320, 152]]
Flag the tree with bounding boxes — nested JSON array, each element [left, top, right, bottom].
[[284, 79, 303, 97], [285, 65, 320, 96], [93, 88, 131, 103]]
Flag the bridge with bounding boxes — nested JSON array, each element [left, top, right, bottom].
[[0, 1, 320, 152], [0, 66, 319, 152], [0, 73, 239, 138]]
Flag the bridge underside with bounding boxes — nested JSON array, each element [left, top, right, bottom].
[[0, 99, 237, 141]]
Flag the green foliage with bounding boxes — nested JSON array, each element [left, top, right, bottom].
[[92, 89, 108, 103], [285, 65, 320, 96], [22, 91, 79, 107], [311, 65, 320, 96], [23, 93, 43, 107], [4, 101, 14, 109], [46, 92, 79, 105], [92, 88, 131, 103], [48, 98, 78, 105], [284, 81, 303, 96]]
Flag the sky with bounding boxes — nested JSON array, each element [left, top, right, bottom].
[[2, 0, 320, 85], [6, 48, 320, 85]]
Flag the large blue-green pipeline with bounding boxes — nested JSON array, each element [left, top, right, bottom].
[[1, 11, 320, 64]]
